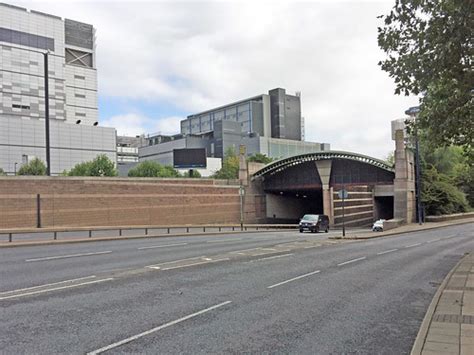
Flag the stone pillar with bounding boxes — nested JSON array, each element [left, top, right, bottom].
[[392, 119, 416, 223], [315, 160, 334, 225]]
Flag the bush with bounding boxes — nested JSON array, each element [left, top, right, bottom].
[[247, 153, 273, 165], [128, 161, 181, 178], [17, 158, 46, 176], [0, 168, 6, 176], [182, 169, 202, 178], [68, 155, 117, 177]]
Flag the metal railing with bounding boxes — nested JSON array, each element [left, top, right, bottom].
[[0, 224, 299, 243]]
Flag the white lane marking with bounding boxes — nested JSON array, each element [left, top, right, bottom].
[[145, 256, 206, 269], [161, 258, 230, 271], [206, 238, 242, 243], [337, 256, 367, 266], [267, 270, 321, 289], [137, 243, 187, 250], [25, 251, 112, 262], [404, 243, 421, 248], [249, 253, 293, 262], [87, 301, 232, 355], [376, 249, 398, 255], [0, 278, 114, 300], [0, 275, 97, 295]]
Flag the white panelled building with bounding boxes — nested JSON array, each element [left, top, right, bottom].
[[0, 3, 116, 175]]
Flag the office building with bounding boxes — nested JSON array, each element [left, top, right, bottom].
[[140, 88, 329, 165], [0, 3, 116, 174]]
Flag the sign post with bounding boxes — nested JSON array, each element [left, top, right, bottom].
[[239, 185, 245, 231], [338, 189, 348, 237]]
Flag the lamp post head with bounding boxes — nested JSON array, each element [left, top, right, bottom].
[[405, 106, 420, 116]]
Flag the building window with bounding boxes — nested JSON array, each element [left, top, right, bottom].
[[0, 27, 54, 51], [75, 112, 86, 117], [75, 93, 86, 98], [74, 75, 86, 80], [12, 104, 30, 109]]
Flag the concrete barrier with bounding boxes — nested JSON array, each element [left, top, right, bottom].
[[425, 211, 474, 222], [383, 218, 404, 231]]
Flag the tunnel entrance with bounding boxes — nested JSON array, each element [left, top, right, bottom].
[[265, 189, 323, 223], [374, 196, 394, 220], [262, 161, 324, 223]]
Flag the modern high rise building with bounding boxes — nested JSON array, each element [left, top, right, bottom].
[[139, 88, 329, 166], [181, 88, 302, 141], [0, 3, 116, 175]]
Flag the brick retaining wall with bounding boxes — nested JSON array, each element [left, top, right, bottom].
[[0, 177, 260, 228]]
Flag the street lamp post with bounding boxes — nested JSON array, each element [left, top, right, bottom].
[[7, 45, 51, 175], [43, 52, 51, 176], [14, 162, 17, 175], [405, 106, 423, 225]]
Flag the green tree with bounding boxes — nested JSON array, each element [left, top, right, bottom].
[[17, 158, 46, 176], [247, 153, 273, 165], [421, 165, 469, 215], [128, 161, 163, 177], [128, 161, 181, 178], [160, 165, 181, 178], [0, 168, 6, 176], [68, 155, 117, 176], [213, 147, 239, 179], [68, 161, 93, 176], [377, 0, 473, 153], [385, 151, 395, 167]]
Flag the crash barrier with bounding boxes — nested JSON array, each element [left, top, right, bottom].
[[0, 224, 299, 243]]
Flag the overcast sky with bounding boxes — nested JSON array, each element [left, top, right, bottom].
[[14, 0, 418, 159]]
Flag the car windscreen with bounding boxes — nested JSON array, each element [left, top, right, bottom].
[[301, 215, 318, 221]]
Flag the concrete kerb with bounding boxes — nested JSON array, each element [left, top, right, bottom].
[[329, 218, 474, 241], [410, 253, 470, 355], [0, 229, 293, 248]]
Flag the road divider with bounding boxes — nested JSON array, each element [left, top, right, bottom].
[[87, 301, 232, 354]]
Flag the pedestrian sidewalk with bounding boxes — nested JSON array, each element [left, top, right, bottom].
[[411, 252, 474, 355]]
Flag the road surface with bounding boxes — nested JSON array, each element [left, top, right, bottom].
[[1, 223, 472, 354]]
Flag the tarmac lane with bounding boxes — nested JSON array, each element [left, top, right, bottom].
[[0, 223, 472, 354]]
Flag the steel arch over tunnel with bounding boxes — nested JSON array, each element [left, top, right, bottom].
[[251, 151, 395, 227]]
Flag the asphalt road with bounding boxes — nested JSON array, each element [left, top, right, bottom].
[[1, 223, 472, 354]]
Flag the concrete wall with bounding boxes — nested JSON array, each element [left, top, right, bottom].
[[0, 177, 245, 229], [266, 193, 306, 221]]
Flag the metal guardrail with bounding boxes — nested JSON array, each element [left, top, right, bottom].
[[0, 224, 299, 243]]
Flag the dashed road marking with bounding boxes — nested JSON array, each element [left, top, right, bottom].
[[138, 243, 187, 250], [0, 275, 97, 295], [267, 270, 321, 289], [377, 249, 398, 255], [337, 256, 366, 266], [87, 301, 232, 354], [0, 278, 113, 300], [404, 243, 422, 248], [249, 253, 293, 263], [25, 251, 112, 262], [207, 238, 242, 243]]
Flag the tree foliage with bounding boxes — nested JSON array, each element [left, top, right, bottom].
[[182, 169, 202, 178], [421, 165, 469, 215], [0, 168, 6, 176], [212, 147, 239, 180], [378, 0, 473, 152], [128, 161, 180, 178], [68, 155, 117, 176], [17, 158, 46, 176], [420, 142, 473, 209], [247, 153, 273, 165]]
